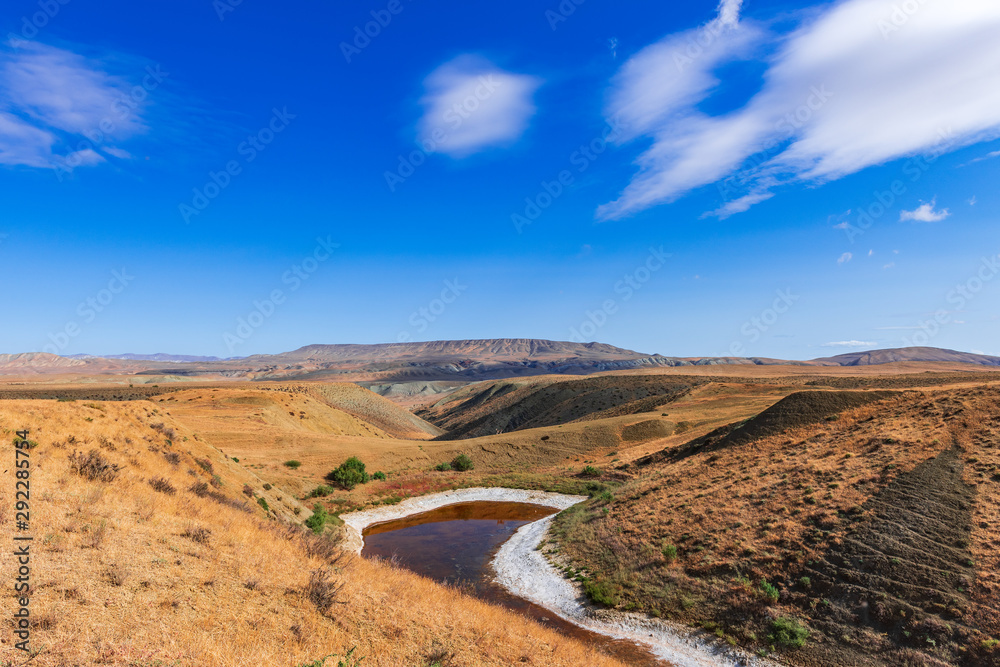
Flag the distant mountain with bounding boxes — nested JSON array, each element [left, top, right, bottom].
[[0, 342, 997, 381], [811, 346, 1000, 367], [66, 353, 234, 363]]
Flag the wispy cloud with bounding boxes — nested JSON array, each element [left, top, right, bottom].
[[899, 199, 950, 222], [0, 40, 158, 171], [837, 252, 852, 264], [418, 55, 541, 158], [598, 0, 1000, 220], [822, 340, 876, 348]]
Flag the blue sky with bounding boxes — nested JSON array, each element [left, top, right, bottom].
[[2, 0, 999, 359]]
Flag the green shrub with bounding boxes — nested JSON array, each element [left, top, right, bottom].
[[583, 579, 619, 606], [305, 503, 328, 534], [760, 579, 780, 603], [296, 647, 363, 667], [451, 454, 474, 471], [307, 485, 334, 498], [257, 497, 270, 512], [435, 462, 452, 472], [326, 457, 370, 490], [662, 544, 678, 561], [231, 457, 239, 463], [284, 460, 302, 469], [769, 617, 808, 649], [371, 471, 387, 481], [581, 465, 601, 477], [799, 576, 811, 588]]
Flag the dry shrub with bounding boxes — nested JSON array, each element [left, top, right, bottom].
[[69, 449, 121, 482], [163, 451, 181, 466], [148, 477, 176, 495], [242, 484, 255, 498], [305, 568, 343, 613], [82, 520, 108, 549], [244, 578, 261, 591], [105, 562, 129, 587], [181, 525, 211, 544]]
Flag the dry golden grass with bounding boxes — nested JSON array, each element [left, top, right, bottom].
[[0, 399, 626, 666]]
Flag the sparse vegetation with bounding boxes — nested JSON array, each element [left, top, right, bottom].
[[305, 503, 329, 534], [69, 449, 121, 482], [327, 456, 371, 490], [769, 617, 809, 649], [450, 454, 474, 472], [285, 459, 303, 468]]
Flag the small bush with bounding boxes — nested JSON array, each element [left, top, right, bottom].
[[435, 462, 452, 472], [231, 457, 240, 463], [326, 457, 370, 490], [583, 579, 619, 606], [662, 544, 678, 562], [163, 451, 181, 466], [148, 477, 176, 495], [305, 568, 343, 613], [257, 497, 270, 512], [581, 465, 601, 477], [69, 450, 121, 482], [14, 436, 39, 449], [760, 579, 780, 603], [371, 471, 387, 481], [284, 460, 302, 469], [799, 576, 812, 588], [451, 454, 474, 472], [769, 617, 808, 649], [263, 483, 272, 491], [242, 484, 255, 498], [305, 503, 328, 534], [307, 485, 334, 498], [195, 458, 214, 473], [181, 526, 211, 544]]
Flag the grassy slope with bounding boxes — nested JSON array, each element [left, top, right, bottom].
[[549, 386, 1000, 666], [0, 399, 625, 666]]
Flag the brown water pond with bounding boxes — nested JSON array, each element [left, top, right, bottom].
[[362, 501, 666, 666]]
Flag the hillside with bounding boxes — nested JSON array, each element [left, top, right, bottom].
[[419, 375, 697, 440], [812, 346, 1000, 367], [548, 386, 1000, 666], [0, 399, 625, 666]]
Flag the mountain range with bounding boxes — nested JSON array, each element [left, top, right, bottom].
[[2, 340, 999, 382]]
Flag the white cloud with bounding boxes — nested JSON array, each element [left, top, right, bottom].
[[899, 199, 950, 222], [0, 41, 151, 170], [837, 252, 852, 264], [822, 340, 876, 348], [598, 0, 1000, 220], [418, 55, 540, 158], [883, 262, 895, 269]]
